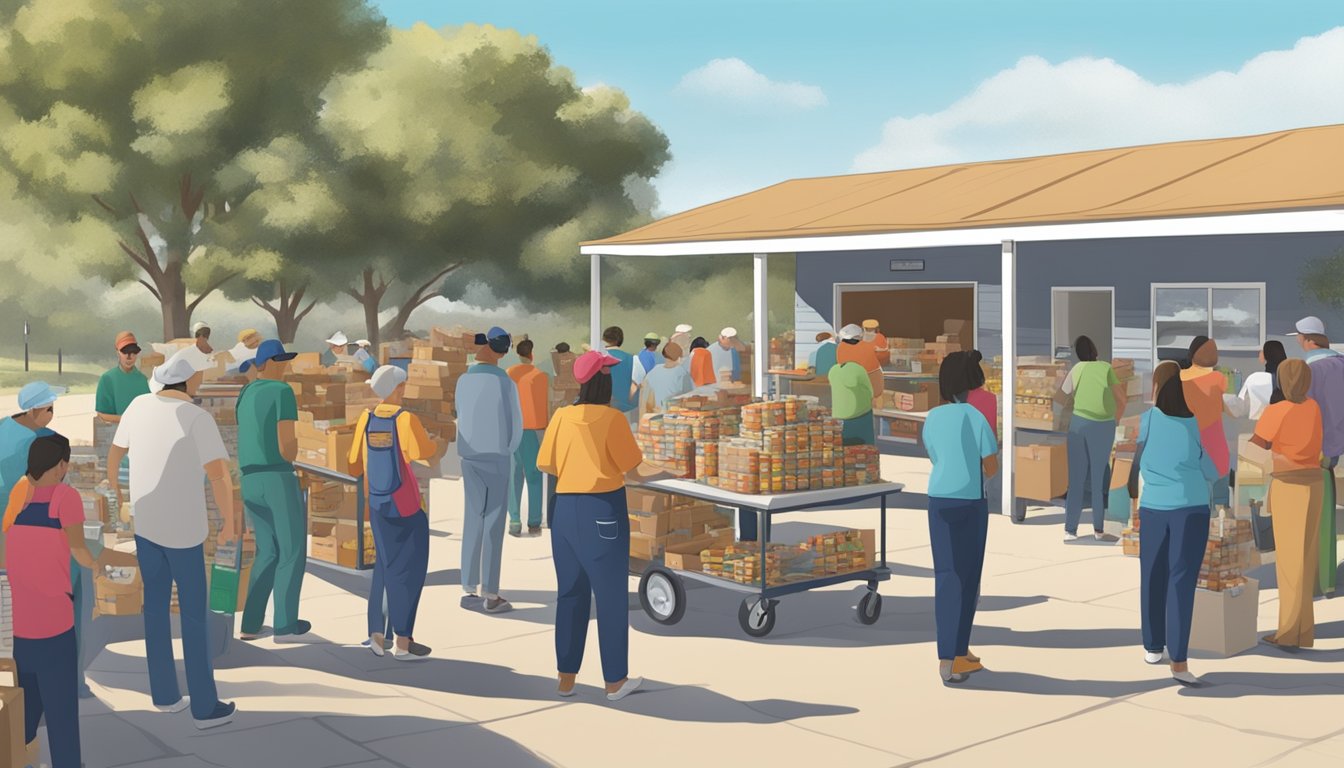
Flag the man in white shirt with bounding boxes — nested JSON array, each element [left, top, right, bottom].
[[107, 346, 239, 730]]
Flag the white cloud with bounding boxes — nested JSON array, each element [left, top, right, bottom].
[[853, 26, 1344, 172], [677, 58, 827, 110]]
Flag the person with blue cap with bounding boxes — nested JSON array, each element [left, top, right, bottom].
[[455, 326, 523, 614], [235, 340, 313, 643]]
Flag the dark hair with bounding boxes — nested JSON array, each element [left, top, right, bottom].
[[1185, 335, 1210, 368], [690, 336, 709, 350], [516, 339, 534, 359], [966, 350, 986, 389], [1074, 335, 1098, 362], [554, 342, 570, 354], [27, 433, 71, 480], [1155, 374, 1193, 418], [1263, 340, 1287, 373], [487, 335, 512, 354], [841, 338, 861, 345], [576, 371, 613, 405], [644, 338, 659, 350], [938, 351, 972, 403], [602, 326, 624, 347], [161, 381, 190, 393]]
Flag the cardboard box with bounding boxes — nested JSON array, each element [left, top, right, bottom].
[[1016, 442, 1068, 502], [413, 346, 462, 363], [629, 512, 669, 538], [0, 680, 23, 768], [408, 361, 452, 381], [1189, 578, 1260, 657], [626, 488, 668, 515], [403, 385, 447, 401], [670, 504, 726, 535], [663, 540, 707, 572], [310, 520, 366, 569], [629, 532, 664, 561], [1111, 458, 1132, 489]]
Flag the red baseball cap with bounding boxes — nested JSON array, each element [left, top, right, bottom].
[[574, 350, 620, 384]]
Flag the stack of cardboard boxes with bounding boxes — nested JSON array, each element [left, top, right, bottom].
[[403, 332, 470, 446], [627, 488, 734, 562], [769, 330, 797, 371], [1015, 357, 1069, 430], [0, 658, 23, 766]]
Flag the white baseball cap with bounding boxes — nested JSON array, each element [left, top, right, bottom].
[[839, 324, 864, 341], [1289, 316, 1326, 336], [355, 339, 371, 347], [191, 321, 210, 335], [151, 346, 214, 392], [720, 327, 737, 338], [326, 331, 349, 346], [369, 365, 408, 398], [675, 324, 693, 334]]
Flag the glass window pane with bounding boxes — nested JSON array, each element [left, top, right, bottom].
[[1154, 287, 1209, 350], [1212, 288, 1261, 348]]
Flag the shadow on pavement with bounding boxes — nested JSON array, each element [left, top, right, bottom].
[[1016, 512, 1066, 527], [954, 671, 1171, 697], [1178, 671, 1344, 697]]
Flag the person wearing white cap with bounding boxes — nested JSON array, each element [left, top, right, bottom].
[[711, 327, 744, 384], [670, 324, 693, 369], [1288, 316, 1344, 595], [348, 365, 437, 660], [192, 321, 212, 355], [321, 331, 349, 367], [352, 339, 377, 374], [107, 346, 238, 729], [837, 323, 885, 402]]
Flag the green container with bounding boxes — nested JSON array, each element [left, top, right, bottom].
[[209, 542, 241, 614]]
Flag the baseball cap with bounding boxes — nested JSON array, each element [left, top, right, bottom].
[[839, 324, 863, 341], [240, 339, 298, 373], [1288, 316, 1326, 336], [574, 350, 621, 384], [18, 381, 65, 411], [152, 346, 214, 390], [675, 324, 693, 334], [474, 326, 512, 353], [369, 365, 409, 398], [237, 328, 259, 343], [115, 331, 141, 354], [862, 319, 879, 330], [326, 331, 349, 347], [720, 327, 738, 338], [355, 339, 371, 347], [643, 332, 661, 342]]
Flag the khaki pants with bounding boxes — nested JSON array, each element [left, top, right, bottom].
[[1269, 470, 1325, 647]]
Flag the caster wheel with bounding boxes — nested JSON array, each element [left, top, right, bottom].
[[857, 590, 882, 625], [738, 597, 777, 638], [638, 567, 686, 625]]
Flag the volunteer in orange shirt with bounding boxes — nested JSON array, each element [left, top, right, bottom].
[[507, 339, 550, 537], [1180, 336, 1231, 506], [862, 319, 890, 367], [538, 351, 644, 703], [1252, 359, 1325, 649], [837, 324, 885, 403], [689, 337, 716, 387]]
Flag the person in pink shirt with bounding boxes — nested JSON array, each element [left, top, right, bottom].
[[965, 351, 1000, 504], [4, 433, 104, 768]]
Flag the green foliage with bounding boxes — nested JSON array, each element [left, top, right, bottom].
[[1301, 248, 1344, 311]]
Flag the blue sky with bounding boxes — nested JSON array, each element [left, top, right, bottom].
[[374, 1, 1344, 215]]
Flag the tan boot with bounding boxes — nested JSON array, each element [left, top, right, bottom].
[[963, 650, 981, 663], [953, 656, 984, 675]]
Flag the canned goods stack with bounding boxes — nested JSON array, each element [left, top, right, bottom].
[[843, 445, 881, 486]]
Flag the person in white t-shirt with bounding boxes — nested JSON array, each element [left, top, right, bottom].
[[1229, 340, 1287, 421], [106, 346, 239, 731]]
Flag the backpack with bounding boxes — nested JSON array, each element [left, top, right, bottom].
[[365, 409, 419, 518]]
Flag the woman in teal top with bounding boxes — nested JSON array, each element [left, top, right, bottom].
[[1058, 335, 1128, 542], [1128, 361, 1217, 687], [921, 352, 998, 685]]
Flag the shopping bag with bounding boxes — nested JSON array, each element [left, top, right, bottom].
[[209, 540, 243, 614]]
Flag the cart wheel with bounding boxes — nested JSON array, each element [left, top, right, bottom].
[[1011, 499, 1028, 523], [857, 590, 882, 625], [638, 567, 686, 625], [738, 597, 776, 638]]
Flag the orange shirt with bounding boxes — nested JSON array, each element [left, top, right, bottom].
[[1180, 368, 1227, 429], [871, 333, 890, 364], [837, 340, 881, 373], [690, 348, 716, 387], [507, 363, 550, 431], [1255, 399, 1324, 472]]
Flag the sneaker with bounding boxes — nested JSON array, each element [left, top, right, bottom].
[[1171, 669, 1203, 687], [274, 620, 313, 644], [606, 676, 643, 702], [369, 632, 386, 657], [193, 701, 236, 730], [938, 661, 968, 685], [508, 523, 523, 537], [483, 596, 513, 614], [461, 593, 483, 609], [393, 645, 427, 662], [557, 686, 577, 698], [407, 640, 432, 657], [155, 697, 190, 714], [1063, 532, 1080, 542], [952, 657, 983, 675], [1144, 650, 1166, 665], [1094, 532, 1120, 543], [528, 525, 543, 536]]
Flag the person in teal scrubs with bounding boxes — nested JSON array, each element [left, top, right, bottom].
[[236, 340, 311, 642], [813, 331, 839, 377]]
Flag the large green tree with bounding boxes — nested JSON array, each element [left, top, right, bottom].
[[0, 0, 385, 341]]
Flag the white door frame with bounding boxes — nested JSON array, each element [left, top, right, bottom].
[[832, 281, 979, 349], [1050, 286, 1116, 359]]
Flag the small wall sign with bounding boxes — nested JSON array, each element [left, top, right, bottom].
[[889, 259, 925, 272]]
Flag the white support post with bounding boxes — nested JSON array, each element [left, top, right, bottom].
[[1001, 240, 1017, 517], [752, 253, 769, 398], [590, 253, 602, 351]]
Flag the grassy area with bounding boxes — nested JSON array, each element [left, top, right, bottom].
[[0, 356, 105, 395]]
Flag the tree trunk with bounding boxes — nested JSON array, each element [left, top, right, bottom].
[[253, 282, 316, 343], [379, 262, 461, 348], [346, 268, 387, 352], [159, 256, 190, 341]]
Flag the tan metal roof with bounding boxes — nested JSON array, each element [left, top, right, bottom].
[[586, 123, 1344, 247]]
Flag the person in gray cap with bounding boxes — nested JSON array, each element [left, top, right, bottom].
[[455, 326, 523, 614], [1289, 316, 1344, 596]]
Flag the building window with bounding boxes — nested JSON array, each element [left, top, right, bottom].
[[1152, 283, 1265, 358]]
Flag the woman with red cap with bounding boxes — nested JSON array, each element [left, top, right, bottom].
[[537, 350, 644, 702]]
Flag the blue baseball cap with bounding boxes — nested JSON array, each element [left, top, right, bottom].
[[473, 326, 510, 346], [239, 339, 297, 372], [18, 381, 66, 411]]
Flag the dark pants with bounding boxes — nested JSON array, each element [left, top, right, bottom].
[[1139, 506, 1211, 663], [367, 511, 430, 638], [136, 536, 220, 720], [552, 489, 629, 684], [1065, 416, 1116, 534], [927, 497, 989, 660], [16, 629, 79, 768]]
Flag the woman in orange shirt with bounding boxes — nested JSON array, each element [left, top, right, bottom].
[[1181, 336, 1231, 505], [689, 337, 716, 387], [538, 351, 645, 703], [1252, 359, 1325, 649]]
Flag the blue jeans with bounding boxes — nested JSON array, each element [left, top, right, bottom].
[[367, 511, 429, 638], [927, 497, 989, 660], [1065, 416, 1116, 534], [461, 457, 511, 594], [135, 536, 220, 719], [16, 629, 79, 768], [552, 490, 630, 684], [1139, 506, 1211, 663]]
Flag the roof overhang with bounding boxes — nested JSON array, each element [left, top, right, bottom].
[[581, 208, 1344, 257]]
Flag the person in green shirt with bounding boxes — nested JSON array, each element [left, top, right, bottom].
[[829, 360, 875, 446], [1056, 335, 1128, 542], [235, 340, 311, 642], [95, 331, 151, 423]]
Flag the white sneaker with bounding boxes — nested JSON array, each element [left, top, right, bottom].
[[1172, 669, 1203, 686], [155, 697, 190, 713], [370, 632, 386, 658], [393, 646, 426, 662], [606, 676, 643, 702], [1144, 650, 1166, 665], [1063, 532, 1079, 542]]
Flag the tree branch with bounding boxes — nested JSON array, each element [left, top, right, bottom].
[[295, 297, 319, 325], [186, 271, 239, 314], [92, 195, 118, 216], [250, 296, 280, 316], [118, 239, 153, 273], [137, 279, 162, 301], [132, 222, 163, 280], [404, 262, 463, 313], [345, 287, 366, 304]]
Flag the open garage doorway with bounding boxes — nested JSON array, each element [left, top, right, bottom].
[[1052, 287, 1114, 360], [833, 282, 977, 348]]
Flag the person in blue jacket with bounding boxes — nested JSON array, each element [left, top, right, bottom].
[[1128, 360, 1217, 687]]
